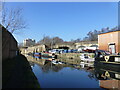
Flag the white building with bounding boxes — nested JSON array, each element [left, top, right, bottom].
[[23, 38, 35, 46]]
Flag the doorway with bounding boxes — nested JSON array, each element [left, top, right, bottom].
[[108, 43, 116, 54]]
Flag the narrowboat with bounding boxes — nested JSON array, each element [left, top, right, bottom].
[[94, 50, 120, 68], [34, 52, 41, 57]]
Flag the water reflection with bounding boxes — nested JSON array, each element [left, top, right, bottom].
[[94, 63, 120, 80], [94, 62, 120, 89], [99, 80, 120, 89], [26, 55, 120, 89]]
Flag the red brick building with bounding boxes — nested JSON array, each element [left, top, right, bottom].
[[98, 30, 120, 54]]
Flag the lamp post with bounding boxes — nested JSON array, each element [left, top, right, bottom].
[[51, 38, 54, 50]]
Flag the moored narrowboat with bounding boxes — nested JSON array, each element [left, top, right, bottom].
[[34, 52, 41, 57], [94, 50, 120, 67]]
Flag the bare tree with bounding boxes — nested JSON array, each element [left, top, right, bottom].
[[82, 27, 118, 41], [37, 35, 64, 49], [38, 36, 52, 46], [70, 38, 81, 43], [52, 37, 63, 45], [1, 3, 27, 33]]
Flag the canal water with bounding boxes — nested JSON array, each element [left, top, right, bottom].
[[26, 56, 120, 89]]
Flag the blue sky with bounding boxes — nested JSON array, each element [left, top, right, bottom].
[[5, 2, 118, 43]]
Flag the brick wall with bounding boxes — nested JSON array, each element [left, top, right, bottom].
[[98, 31, 120, 53]]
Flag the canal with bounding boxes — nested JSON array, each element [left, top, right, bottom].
[[26, 55, 120, 89]]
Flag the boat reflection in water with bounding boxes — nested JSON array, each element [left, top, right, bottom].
[[94, 63, 120, 89], [26, 55, 120, 89]]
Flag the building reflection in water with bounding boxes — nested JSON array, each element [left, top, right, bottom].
[[26, 55, 120, 89], [94, 63, 120, 89], [100, 80, 120, 89]]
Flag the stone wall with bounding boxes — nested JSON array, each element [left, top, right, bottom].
[[54, 44, 76, 49], [58, 53, 95, 60], [2, 25, 18, 60], [57, 53, 82, 60], [20, 45, 46, 54], [75, 41, 98, 49]]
